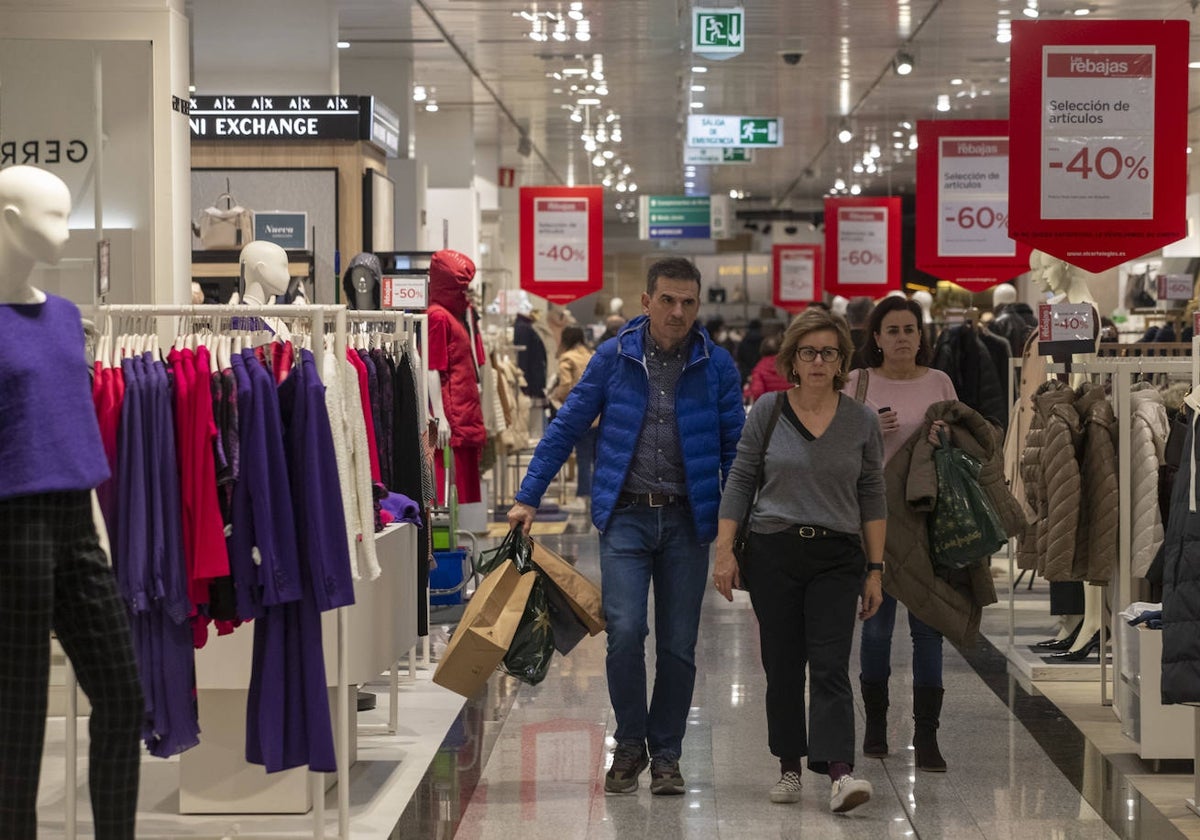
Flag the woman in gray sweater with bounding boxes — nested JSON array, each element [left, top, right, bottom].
[[713, 307, 886, 814]]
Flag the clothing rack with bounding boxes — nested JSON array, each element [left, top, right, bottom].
[[76, 303, 351, 840], [343, 310, 434, 677], [1046, 355, 1193, 720]]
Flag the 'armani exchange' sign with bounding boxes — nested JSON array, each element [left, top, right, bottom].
[[189, 95, 367, 141]]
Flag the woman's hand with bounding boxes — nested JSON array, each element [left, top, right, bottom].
[[928, 419, 949, 447], [877, 408, 900, 434], [712, 544, 741, 602], [859, 573, 883, 620]]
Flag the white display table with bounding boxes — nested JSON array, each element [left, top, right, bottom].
[[180, 523, 419, 814]]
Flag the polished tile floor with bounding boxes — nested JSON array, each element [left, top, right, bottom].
[[400, 527, 1197, 840], [35, 525, 1200, 838]]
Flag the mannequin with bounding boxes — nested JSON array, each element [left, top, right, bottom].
[[239, 239, 291, 306], [992, 282, 1017, 314], [912, 289, 936, 349], [1031, 249, 1103, 656], [830, 294, 849, 317], [426, 249, 486, 504], [0, 166, 143, 837]]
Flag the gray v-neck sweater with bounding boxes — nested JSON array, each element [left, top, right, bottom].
[[718, 391, 886, 535]]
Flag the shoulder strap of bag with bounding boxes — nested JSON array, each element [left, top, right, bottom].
[[739, 390, 788, 539], [854, 367, 870, 403]]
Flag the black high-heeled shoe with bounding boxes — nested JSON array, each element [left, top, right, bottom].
[[1050, 630, 1101, 661], [1034, 619, 1084, 650]]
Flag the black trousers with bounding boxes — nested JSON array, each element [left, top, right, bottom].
[[743, 529, 864, 772], [0, 492, 143, 839]]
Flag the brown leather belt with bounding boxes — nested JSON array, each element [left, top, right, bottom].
[[618, 492, 685, 508]]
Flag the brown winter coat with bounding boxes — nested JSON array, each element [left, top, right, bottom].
[[1074, 383, 1117, 584], [882, 400, 1024, 646], [1018, 381, 1082, 580]]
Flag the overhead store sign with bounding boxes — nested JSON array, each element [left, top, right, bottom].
[[915, 120, 1032, 292], [637, 195, 731, 240], [773, 244, 822, 312], [1008, 20, 1188, 273], [692, 8, 745, 58], [519, 186, 604, 303], [687, 115, 782, 148], [824, 197, 902, 297], [189, 94, 397, 155], [683, 147, 754, 164]]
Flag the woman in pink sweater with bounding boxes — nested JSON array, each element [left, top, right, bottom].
[[842, 296, 957, 774]]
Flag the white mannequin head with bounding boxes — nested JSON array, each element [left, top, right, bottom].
[[609, 296, 624, 316], [830, 295, 849, 317], [239, 240, 291, 306], [1030, 248, 1095, 304], [0, 165, 73, 304], [911, 289, 933, 319], [992, 283, 1016, 309]]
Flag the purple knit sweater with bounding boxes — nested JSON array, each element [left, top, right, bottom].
[[0, 293, 109, 501]]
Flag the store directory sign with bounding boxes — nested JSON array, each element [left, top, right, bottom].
[[1008, 20, 1188, 272]]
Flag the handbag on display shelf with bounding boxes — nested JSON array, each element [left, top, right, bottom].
[[197, 192, 254, 250], [732, 391, 787, 588]]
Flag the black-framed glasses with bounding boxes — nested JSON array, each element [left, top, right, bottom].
[[795, 346, 842, 363]]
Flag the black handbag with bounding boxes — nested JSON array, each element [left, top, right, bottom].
[[732, 391, 787, 586]]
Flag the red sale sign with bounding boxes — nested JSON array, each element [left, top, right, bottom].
[[823, 197, 901, 297], [772, 244, 822, 312], [1008, 20, 1188, 273], [915, 120, 1032, 292], [519, 186, 604, 303]]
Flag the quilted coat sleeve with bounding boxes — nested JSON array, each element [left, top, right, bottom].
[[1039, 406, 1082, 581], [714, 349, 746, 481], [1131, 399, 1168, 578], [1079, 398, 1118, 584]]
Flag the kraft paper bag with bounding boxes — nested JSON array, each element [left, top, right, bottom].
[[531, 540, 605, 635], [433, 558, 537, 698]]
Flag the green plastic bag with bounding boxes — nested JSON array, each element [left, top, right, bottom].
[[476, 527, 533, 576], [928, 429, 1007, 575], [500, 576, 556, 685]]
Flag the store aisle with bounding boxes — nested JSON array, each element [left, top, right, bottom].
[[398, 527, 1182, 840]]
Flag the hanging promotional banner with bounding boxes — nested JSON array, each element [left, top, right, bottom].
[[1008, 20, 1188, 273], [823, 197, 902, 297], [772, 244, 822, 312], [915, 120, 1032, 292], [519, 186, 604, 303]]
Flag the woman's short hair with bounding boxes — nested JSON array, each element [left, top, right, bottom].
[[775, 307, 855, 390], [858, 296, 931, 367], [559, 325, 587, 353]]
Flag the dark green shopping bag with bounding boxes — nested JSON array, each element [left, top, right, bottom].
[[928, 429, 1007, 576]]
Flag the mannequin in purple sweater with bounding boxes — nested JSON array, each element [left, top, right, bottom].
[[0, 165, 143, 838]]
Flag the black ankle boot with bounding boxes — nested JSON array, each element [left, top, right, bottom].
[[913, 685, 946, 772], [860, 678, 889, 757]]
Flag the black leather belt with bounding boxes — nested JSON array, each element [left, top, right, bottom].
[[618, 492, 685, 508], [790, 524, 856, 539]]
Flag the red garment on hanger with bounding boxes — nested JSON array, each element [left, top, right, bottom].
[[346, 347, 382, 482]]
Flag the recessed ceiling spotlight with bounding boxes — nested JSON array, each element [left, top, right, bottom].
[[950, 78, 964, 85], [691, 85, 706, 92], [337, 41, 351, 49], [692, 65, 708, 73]]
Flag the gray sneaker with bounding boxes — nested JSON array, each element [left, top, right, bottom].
[[604, 743, 648, 793], [649, 756, 685, 795], [829, 774, 872, 813], [769, 770, 803, 803]]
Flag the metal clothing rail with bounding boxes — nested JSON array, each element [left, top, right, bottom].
[[1046, 356, 1193, 714], [345, 310, 433, 671], [74, 303, 351, 840]]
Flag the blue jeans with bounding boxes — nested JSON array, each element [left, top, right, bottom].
[[575, 427, 597, 498], [598, 500, 708, 761], [859, 591, 943, 688]]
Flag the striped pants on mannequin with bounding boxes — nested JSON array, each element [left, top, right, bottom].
[[0, 491, 143, 839]]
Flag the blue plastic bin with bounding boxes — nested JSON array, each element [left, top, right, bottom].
[[430, 548, 469, 606]]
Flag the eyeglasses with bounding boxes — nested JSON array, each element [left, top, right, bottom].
[[795, 346, 842, 363]]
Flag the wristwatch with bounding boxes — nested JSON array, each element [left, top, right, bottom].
[[866, 562, 884, 573]]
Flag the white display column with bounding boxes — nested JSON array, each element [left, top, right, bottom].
[[0, 0, 191, 305]]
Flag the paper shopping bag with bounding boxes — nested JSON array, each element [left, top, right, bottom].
[[531, 540, 605, 635], [433, 558, 537, 697]]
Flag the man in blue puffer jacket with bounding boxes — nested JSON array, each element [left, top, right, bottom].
[[508, 257, 744, 797]]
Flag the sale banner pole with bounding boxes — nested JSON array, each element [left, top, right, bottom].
[[823, 197, 901, 298], [915, 120, 1032, 291], [1008, 20, 1188, 273]]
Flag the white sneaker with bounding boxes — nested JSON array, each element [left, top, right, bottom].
[[829, 774, 872, 813], [769, 770, 803, 803]]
